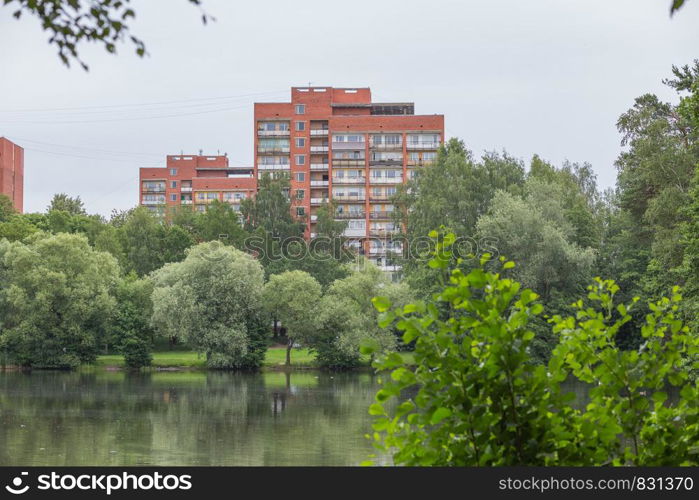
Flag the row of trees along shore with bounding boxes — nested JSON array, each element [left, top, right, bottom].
[[0, 62, 698, 374]]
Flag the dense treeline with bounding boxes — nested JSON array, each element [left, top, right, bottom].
[[0, 61, 697, 371]]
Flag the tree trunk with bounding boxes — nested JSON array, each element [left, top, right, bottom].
[[286, 338, 293, 366]]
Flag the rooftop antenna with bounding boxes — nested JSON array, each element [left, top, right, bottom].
[[308, 81, 313, 87], [199, 148, 203, 156]]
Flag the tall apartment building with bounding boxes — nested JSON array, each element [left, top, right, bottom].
[[139, 154, 255, 215], [0, 137, 24, 213], [254, 87, 444, 271]]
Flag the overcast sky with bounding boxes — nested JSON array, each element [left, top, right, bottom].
[[1, 0, 698, 216]]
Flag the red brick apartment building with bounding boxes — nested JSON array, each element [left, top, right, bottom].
[[0, 137, 24, 213], [139, 154, 255, 215], [139, 86, 444, 272], [254, 86, 444, 270]]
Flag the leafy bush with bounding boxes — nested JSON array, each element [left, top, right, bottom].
[[365, 231, 699, 466]]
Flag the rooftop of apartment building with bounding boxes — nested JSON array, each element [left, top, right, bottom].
[[255, 86, 446, 117]]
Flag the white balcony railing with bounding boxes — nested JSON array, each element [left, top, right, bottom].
[[332, 177, 366, 184], [310, 146, 329, 153], [142, 199, 165, 205], [310, 198, 329, 205], [257, 166, 290, 171], [370, 177, 403, 184], [310, 215, 318, 222], [257, 147, 290, 154], [310, 180, 329, 187], [310, 163, 329, 170], [181, 200, 193, 205], [257, 130, 290, 137], [406, 143, 440, 150], [180, 187, 193, 192], [310, 129, 328, 136], [343, 227, 367, 237]]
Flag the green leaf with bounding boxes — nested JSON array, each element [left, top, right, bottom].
[[430, 407, 452, 425], [372, 296, 391, 313]]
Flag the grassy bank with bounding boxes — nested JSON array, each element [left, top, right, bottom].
[[96, 347, 318, 370], [95, 348, 414, 370]]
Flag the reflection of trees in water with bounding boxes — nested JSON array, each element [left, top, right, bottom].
[[0, 370, 381, 466]]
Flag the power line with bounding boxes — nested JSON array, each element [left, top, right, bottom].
[[0, 89, 286, 113], [7, 136, 162, 158], [0, 102, 255, 124]]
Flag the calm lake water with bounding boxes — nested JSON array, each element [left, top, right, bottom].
[[0, 369, 594, 466], [0, 370, 383, 466]]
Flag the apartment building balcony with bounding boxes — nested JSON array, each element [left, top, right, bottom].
[[335, 211, 365, 219], [332, 177, 366, 184], [406, 143, 440, 150], [257, 130, 290, 137], [369, 247, 402, 255], [406, 159, 435, 167], [310, 163, 329, 170], [195, 198, 220, 204], [310, 198, 329, 205], [141, 199, 165, 205], [257, 147, 290, 154], [369, 195, 393, 202], [369, 158, 403, 166], [370, 177, 403, 184], [370, 143, 403, 151], [310, 180, 329, 187], [257, 164, 290, 170], [180, 187, 193, 192], [310, 129, 328, 136], [332, 195, 365, 202], [370, 228, 399, 236], [332, 159, 366, 167], [370, 211, 394, 220], [181, 200, 193, 205], [331, 141, 365, 150], [378, 265, 401, 272], [310, 232, 318, 238], [310, 146, 329, 153], [142, 187, 166, 193], [343, 227, 367, 238], [310, 215, 318, 222]]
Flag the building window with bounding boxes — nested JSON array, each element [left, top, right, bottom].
[[296, 207, 306, 217], [171, 181, 177, 188], [170, 194, 177, 202], [295, 104, 305, 115], [295, 138, 306, 148], [295, 121, 306, 132], [295, 154, 306, 166], [170, 168, 177, 175], [295, 172, 305, 182], [296, 189, 305, 200]]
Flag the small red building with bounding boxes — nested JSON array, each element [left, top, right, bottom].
[[0, 137, 24, 213], [139, 154, 255, 215]]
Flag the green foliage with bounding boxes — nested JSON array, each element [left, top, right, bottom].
[[240, 173, 304, 240], [314, 264, 411, 368], [551, 279, 699, 465], [150, 242, 269, 370], [47, 193, 86, 215], [118, 206, 193, 276], [3, 0, 210, 70], [0, 233, 119, 368], [262, 270, 321, 366], [0, 215, 39, 241], [191, 199, 246, 247], [0, 194, 15, 222], [476, 177, 596, 302], [367, 231, 699, 466], [111, 273, 154, 369]]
